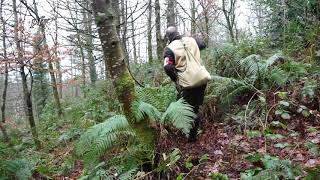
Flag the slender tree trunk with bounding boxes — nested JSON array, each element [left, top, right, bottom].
[[147, 0, 153, 63], [166, 0, 176, 26], [54, 1, 63, 98], [204, 11, 209, 46], [73, 5, 86, 93], [256, 1, 263, 36], [48, 60, 63, 117], [36, 5, 63, 118], [222, 0, 236, 44], [155, 0, 162, 59], [92, 0, 155, 146], [121, 0, 128, 54], [84, 1, 97, 85], [13, 0, 41, 149], [0, 0, 9, 142], [32, 0, 49, 117], [131, 13, 138, 63], [191, 0, 196, 34], [79, 36, 86, 91], [55, 59, 63, 98], [66, 2, 86, 95]]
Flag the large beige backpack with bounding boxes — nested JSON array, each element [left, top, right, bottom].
[[167, 37, 211, 89]]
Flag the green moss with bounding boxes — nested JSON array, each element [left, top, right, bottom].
[[132, 122, 155, 149], [114, 70, 135, 97], [114, 71, 135, 118], [113, 70, 155, 147], [105, 8, 114, 18]]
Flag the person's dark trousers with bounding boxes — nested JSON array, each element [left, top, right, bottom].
[[176, 84, 207, 142]]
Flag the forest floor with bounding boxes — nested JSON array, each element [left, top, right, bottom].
[[48, 95, 320, 179], [165, 114, 320, 179], [52, 114, 320, 179]]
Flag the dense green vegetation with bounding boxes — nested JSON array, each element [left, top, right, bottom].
[[1, 0, 320, 179]]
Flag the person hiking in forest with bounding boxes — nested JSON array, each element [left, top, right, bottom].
[[163, 26, 210, 142]]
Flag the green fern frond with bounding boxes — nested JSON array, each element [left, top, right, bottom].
[[76, 115, 135, 161], [210, 75, 251, 103], [94, 131, 135, 156], [81, 130, 135, 167], [136, 85, 176, 111], [224, 85, 251, 104], [132, 100, 161, 122], [211, 75, 247, 86], [269, 68, 288, 86], [0, 159, 32, 180], [238, 54, 261, 79], [161, 99, 196, 135], [76, 115, 129, 151], [155, 148, 181, 172], [236, 53, 284, 82], [118, 167, 138, 180], [263, 52, 284, 69]]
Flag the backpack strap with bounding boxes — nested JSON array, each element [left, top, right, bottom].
[[181, 39, 201, 66]]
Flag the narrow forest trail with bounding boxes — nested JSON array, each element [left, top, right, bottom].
[[165, 115, 320, 179], [52, 101, 320, 179], [55, 114, 320, 179]]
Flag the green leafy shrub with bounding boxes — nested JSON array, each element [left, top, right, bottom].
[[75, 115, 135, 168], [241, 154, 302, 179], [76, 98, 195, 177], [0, 159, 33, 180], [136, 84, 176, 112]]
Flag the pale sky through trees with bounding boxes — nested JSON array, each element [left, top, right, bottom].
[[5, 0, 253, 81]]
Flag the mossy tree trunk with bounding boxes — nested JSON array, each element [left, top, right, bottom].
[[38, 17, 63, 118], [92, 0, 155, 146], [32, 0, 50, 118]]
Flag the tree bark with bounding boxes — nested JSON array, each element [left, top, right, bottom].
[[77, 31, 86, 92], [36, 2, 63, 118], [111, 0, 120, 35], [120, 0, 128, 54], [222, 0, 237, 44], [147, 0, 153, 63], [54, 1, 63, 98], [13, 0, 41, 149], [84, 1, 97, 85], [47, 54, 63, 117], [66, 1, 86, 94], [155, 0, 162, 59], [31, 0, 49, 117], [191, 0, 196, 34], [72, 4, 86, 93], [204, 10, 209, 46], [131, 12, 138, 63], [92, 0, 155, 147], [166, 0, 176, 26], [0, 0, 9, 142]]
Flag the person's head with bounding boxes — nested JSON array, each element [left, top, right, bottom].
[[165, 26, 181, 43]]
